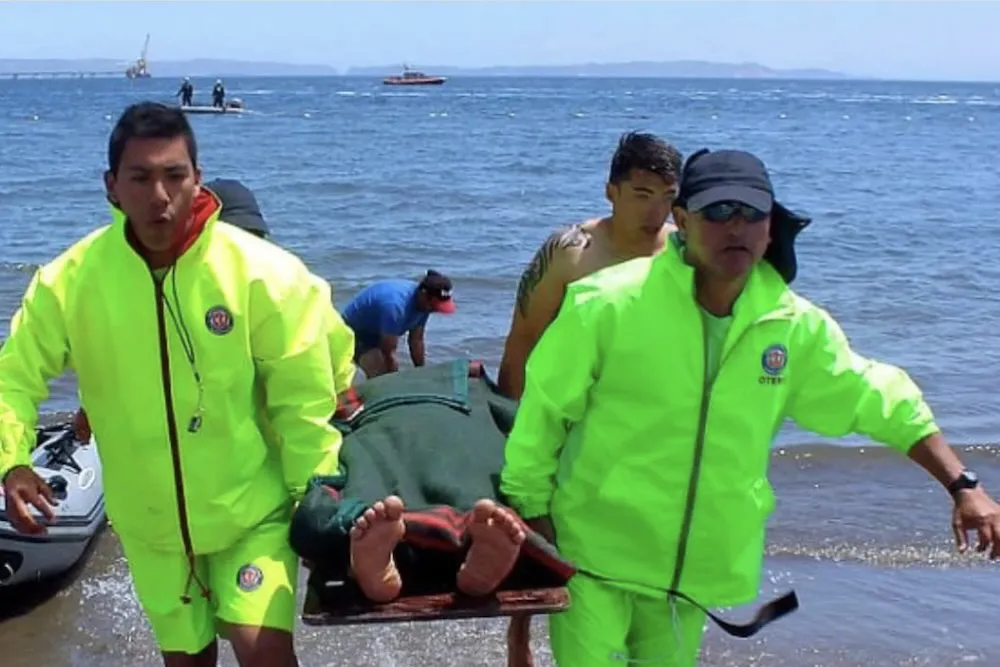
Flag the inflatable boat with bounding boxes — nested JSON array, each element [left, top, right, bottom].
[[0, 424, 105, 587], [180, 105, 246, 115], [180, 98, 247, 115]]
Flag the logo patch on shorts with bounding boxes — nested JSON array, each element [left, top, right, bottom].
[[205, 306, 234, 335], [236, 564, 263, 592]]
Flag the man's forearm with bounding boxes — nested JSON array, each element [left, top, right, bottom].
[[907, 432, 966, 490], [409, 342, 426, 367], [496, 357, 525, 400]]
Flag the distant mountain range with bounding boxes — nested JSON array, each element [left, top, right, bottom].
[[346, 60, 852, 80], [0, 58, 852, 80]]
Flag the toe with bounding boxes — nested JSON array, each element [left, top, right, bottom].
[[502, 514, 526, 541], [472, 498, 497, 522], [384, 495, 405, 518]]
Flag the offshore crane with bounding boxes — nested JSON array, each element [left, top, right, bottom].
[[125, 34, 151, 80]]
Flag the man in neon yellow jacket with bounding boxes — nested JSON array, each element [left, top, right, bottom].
[[0, 102, 343, 667], [71, 178, 359, 447], [205, 177, 358, 460], [501, 148, 1000, 666]]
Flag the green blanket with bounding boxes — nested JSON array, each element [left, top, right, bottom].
[[290, 359, 574, 602]]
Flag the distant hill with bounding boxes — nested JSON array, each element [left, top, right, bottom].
[[0, 58, 851, 80], [345, 60, 853, 80]]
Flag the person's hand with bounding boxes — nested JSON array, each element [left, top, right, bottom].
[[2, 466, 56, 535], [952, 487, 1000, 558]]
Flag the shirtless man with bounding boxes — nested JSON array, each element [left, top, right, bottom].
[[497, 131, 682, 666], [497, 131, 683, 400], [347, 496, 527, 602]]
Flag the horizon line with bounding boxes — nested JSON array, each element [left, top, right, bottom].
[[0, 57, 996, 84]]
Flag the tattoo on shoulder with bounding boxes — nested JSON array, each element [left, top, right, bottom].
[[514, 225, 592, 317]]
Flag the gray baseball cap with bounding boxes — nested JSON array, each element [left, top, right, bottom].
[[204, 179, 270, 238]]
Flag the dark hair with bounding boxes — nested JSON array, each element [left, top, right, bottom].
[[608, 131, 683, 185], [107, 102, 197, 175], [419, 269, 452, 293]]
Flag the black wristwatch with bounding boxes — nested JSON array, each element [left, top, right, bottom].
[[947, 470, 980, 499]]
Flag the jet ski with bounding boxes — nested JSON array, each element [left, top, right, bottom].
[[0, 423, 105, 587]]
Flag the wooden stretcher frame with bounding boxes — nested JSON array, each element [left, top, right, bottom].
[[301, 585, 570, 626]]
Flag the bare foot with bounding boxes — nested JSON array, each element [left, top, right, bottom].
[[457, 499, 526, 597], [349, 495, 406, 603]]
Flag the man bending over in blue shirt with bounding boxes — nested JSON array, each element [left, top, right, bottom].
[[341, 270, 456, 378]]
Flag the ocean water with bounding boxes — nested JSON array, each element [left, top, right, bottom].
[[0, 75, 998, 666]]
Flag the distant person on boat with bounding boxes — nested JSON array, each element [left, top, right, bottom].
[[500, 148, 1000, 666], [497, 131, 682, 402], [0, 101, 343, 667], [341, 271, 456, 379], [177, 77, 194, 107], [212, 79, 225, 108]]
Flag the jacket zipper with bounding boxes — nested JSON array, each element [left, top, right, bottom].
[[153, 275, 200, 602], [668, 316, 756, 592]]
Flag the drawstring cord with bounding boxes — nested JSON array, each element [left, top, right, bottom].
[[180, 552, 212, 604]]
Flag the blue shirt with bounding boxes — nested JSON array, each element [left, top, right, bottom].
[[341, 279, 429, 348]]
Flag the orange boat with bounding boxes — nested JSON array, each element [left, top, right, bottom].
[[383, 65, 446, 86]]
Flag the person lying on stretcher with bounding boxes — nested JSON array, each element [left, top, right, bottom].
[[347, 495, 526, 602], [291, 359, 575, 609]]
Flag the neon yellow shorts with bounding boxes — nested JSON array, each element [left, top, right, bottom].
[[121, 516, 299, 654], [549, 574, 707, 666]]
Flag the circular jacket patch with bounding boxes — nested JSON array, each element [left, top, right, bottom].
[[205, 306, 234, 335], [236, 563, 263, 592], [761, 344, 788, 376]]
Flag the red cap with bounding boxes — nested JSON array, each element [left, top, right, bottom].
[[430, 296, 456, 314], [419, 270, 456, 315]]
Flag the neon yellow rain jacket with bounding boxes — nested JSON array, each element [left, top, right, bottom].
[[0, 191, 343, 556], [255, 277, 356, 448], [328, 307, 356, 394], [501, 238, 939, 607]]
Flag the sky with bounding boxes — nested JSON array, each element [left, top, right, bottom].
[[0, 1, 998, 82]]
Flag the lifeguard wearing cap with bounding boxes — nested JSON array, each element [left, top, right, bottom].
[[676, 149, 811, 283]]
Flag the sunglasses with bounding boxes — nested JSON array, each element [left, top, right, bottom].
[[699, 202, 769, 224]]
